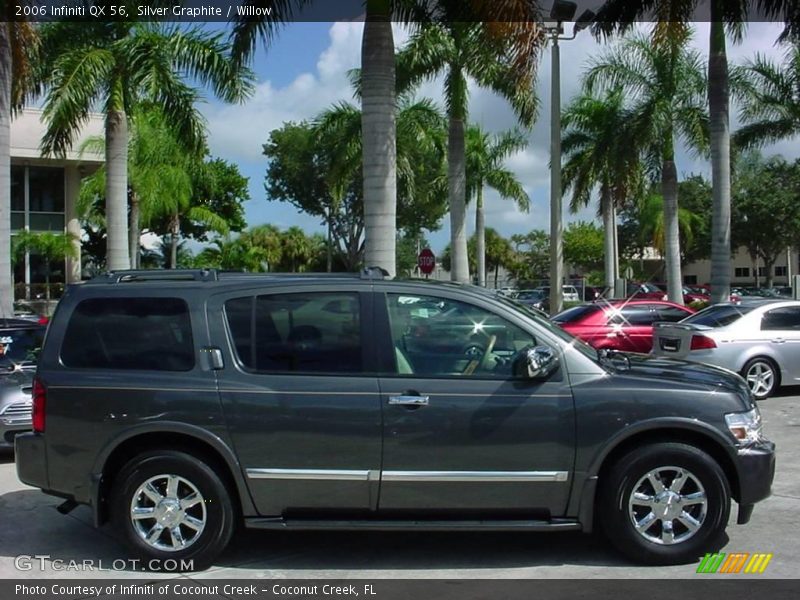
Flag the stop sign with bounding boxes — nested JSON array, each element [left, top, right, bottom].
[[417, 248, 436, 275]]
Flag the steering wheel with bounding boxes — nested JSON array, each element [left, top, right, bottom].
[[463, 335, 497, 375]]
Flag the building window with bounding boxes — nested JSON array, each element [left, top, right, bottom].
[[734, 267, 750, 278], [10, 166, 25, 231], [683, 275, 698, 284], [758, 267, 767, 277], [28, 166, 65, 231], [775, 266, 788, 277]]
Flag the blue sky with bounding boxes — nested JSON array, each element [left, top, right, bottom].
[[197, 21, 796, 255]]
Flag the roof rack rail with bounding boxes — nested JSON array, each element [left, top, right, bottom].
[[89, 269, 219, 284], [360, 266, 390, 280]]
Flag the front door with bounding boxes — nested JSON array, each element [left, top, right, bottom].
[[208, 288, 381, 516], [375, 290, 575, 517]]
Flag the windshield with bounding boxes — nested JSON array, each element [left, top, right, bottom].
[[496, 295, 598, 360], [0, 327, 45, 368], [683, 304, 755, 328]]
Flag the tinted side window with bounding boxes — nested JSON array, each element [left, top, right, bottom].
[[762, 307, 800, 331], [61, 298, 194, 371], [657, 306, 692, 322], [607, 306, 657, 326], [386, 293, 535, 378], [225, 293, 362, 374]]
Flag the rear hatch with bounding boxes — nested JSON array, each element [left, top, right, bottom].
[[652, 303, 756, 359]]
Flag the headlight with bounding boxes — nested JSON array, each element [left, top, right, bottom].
[[725, 408, 763, 444]]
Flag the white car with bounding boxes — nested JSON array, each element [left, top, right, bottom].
[[535, 286, 581, 303], [652, 299, 800, 399]]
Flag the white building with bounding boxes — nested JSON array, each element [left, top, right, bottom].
[[10, 108, 104, 291]]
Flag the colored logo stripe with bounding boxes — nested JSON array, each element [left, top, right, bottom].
[[697, 552, 772, 574]]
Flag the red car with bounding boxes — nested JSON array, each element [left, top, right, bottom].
[[552, 299, 695, 353]]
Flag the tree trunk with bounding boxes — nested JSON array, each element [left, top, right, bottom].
[[448, 116, 469, 283], [170, 213, 180, 269], [129, 192, 140, 269], [326, 212, 332, 273], [495, 264, 499, 288], [662, 158, 684, 305], [763, 255, 776, 288], [475, 185, 486, 286], [601, 186, 615, 294], [361, 0, 397, 277], [709, 12, 731, 304], [0, 27, 12, 317], [106, 110, 131, 271]]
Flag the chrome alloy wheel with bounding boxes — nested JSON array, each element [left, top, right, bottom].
[[745, 361, 775, 398], [627, 466, 707, 545], [130, 474, 207, 552]]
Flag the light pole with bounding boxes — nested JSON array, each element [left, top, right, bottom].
[[545, 2, 594, 315]]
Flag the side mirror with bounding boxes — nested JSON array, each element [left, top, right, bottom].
[[513, 345, 559, 380]]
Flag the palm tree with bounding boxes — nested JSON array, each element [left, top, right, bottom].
[[79, 106, 231, 269], [1, 22, 39, 317], [561, 88, 643, 295], [39, 22, 252, 271], [11, 231, 78, 308], [280, 226, 312, 272], [465, 125, 529, 287], [585, 31, 708, 305], [194, 235, 271, 272], [635, 193, 704, 265], [397, 14, 539, 283], [592, 1, 797, 304], [734, 43, 800, 148]]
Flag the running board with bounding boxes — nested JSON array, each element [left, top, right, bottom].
[[244, 517, 582, 532]]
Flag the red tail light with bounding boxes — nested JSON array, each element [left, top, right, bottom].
[[690, 334, 717, 350], [37, 316, 49, 325], [32, 377, 47, 433]]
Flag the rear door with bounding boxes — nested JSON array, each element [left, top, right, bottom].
[[208, 286, 382, 517], [760, 306, 800, 383], [606, 304, 661, 352], [374, 288, 575, 517]]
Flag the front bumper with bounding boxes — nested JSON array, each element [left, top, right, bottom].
[[735, 439, 776, 507], [15, 432, 49, 490]]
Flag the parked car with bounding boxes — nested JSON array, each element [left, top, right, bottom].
[[515, 289, 546, 309], [682, 286, 710, 305], [535, 285, 581, 303], [652, 299, 800, 399], [628, 282, 668, 301], [16, 269, 774, 569], [1, 320, 46, 450], [552, 300, 695, 353]]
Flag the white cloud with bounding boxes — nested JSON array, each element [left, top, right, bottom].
[[202, 21, 796, 252]]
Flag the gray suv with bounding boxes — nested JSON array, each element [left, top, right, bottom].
[[16, 270, 775, 570]]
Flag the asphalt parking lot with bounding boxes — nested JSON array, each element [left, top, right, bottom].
[[0, 392, 798, 581]]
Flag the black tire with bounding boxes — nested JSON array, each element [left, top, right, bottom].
[[741, 357, 780, 400], [111, 450, 236, 572], [600, 443, 731, 565]]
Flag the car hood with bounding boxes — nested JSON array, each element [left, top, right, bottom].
[[612, 353, 751, 399]]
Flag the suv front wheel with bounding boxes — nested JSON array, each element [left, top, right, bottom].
[[111, 450, 236, 571], [600, 443, 731, 565]]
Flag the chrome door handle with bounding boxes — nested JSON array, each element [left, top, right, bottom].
[[388, 395, 430, 407], [772, 338, 786, 344]]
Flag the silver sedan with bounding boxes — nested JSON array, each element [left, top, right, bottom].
[[651, 299, 800, 400]]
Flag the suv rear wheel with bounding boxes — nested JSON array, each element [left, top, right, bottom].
[[111, 450, 235, 571], [600, 443, 730, 565]]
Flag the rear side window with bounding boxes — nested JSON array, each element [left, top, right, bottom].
[[61, 298, 194, 371], [761, 307, 800, 330], [225, 293, 363, 374], [684, 305, 754, 328]]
